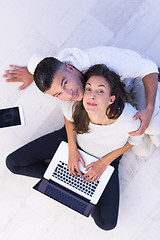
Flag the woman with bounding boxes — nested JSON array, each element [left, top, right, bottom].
[[66, 64, 144, 179], [63, 64, 144, 230]]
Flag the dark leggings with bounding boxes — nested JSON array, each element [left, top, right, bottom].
[[6, 126, 120, 230]]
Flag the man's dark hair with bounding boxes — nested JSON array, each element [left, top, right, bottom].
[[72, 64, 127, 134], [34, 57, 65, 92]]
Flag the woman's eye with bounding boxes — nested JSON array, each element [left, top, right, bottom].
[[98, 90, 104, 93], [85, 88, 91, 92]]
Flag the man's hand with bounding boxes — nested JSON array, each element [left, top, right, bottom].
[[129, 107, 153, 136], [68, 148, 85, 177], [3, 65, 33, 90]]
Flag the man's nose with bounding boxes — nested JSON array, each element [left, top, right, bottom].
[[64, 88, 73, 96]]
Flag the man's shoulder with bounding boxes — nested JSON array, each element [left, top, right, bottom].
[[57, 46, 118, 58], [60, 100, 75, 121]]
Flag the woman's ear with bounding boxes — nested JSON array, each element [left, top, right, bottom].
[[109, 95, 116, 105]]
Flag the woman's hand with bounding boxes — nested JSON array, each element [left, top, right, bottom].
[[68, 148, 85, 177], [82, 159, 108, 182]]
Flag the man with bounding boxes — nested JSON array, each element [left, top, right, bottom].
[[4, 46, 160, 230]]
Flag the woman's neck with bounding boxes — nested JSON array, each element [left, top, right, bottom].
[[88, 113, 116, 125]]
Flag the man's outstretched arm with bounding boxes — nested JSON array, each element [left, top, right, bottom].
[[3, 54, 45, 90], [130, 72, 158, 136], [3, 65, 33, 90]]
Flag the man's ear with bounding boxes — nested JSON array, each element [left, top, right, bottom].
[[65, 63, 75, 72], [109, 95, 116, 105]]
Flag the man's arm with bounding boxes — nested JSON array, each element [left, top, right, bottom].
[[130, 72, 158, 136], [3, 54, 45, 90], [143, 73, 158, 108], [3, 65, 33, 90]]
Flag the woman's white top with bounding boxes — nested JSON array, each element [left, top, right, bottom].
[[62, 102, 144, 159]]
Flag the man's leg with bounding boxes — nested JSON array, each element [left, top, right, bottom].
[[6, 126, 67, 178], [91, 156, 121, 231]]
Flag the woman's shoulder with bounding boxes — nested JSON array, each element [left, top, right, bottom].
[[121, 103, 141, 129], [122, 102, 138, 117]]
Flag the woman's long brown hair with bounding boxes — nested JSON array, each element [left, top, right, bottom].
[[72, 64, 127, 134]]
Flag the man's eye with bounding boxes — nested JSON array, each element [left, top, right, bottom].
[[64, 80, 68, 86], [56, 93, 61, 98]]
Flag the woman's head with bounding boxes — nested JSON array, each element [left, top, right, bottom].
[[72, 64, 127, 134], [83, 64, 127, 119]]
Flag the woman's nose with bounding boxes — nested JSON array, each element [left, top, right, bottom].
[[90, 92, 95, 99]]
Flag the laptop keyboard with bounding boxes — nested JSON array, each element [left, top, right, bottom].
[[45, 185, 88, 214], [52, 161, 99, 197]]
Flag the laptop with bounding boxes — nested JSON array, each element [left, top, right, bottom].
[[33, 141, 114, 217]]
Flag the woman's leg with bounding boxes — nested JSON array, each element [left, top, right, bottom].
[[91, 156, 121, 231], [6, 126, 67, 178]]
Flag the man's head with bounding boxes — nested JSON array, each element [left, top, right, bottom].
[[34, 57, 84, 101]]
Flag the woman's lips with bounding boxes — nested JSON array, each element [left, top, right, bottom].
[[87, 102, 97, 106]]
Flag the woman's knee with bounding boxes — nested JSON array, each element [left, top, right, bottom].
[[6, 152, 20, 174], [92, 214, 118, 231], [91, 206, 118, 231], [100, 218, 118, 231]]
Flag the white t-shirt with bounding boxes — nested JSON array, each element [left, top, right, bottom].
[[62, 102, 144, 159], [27, 46, 158, 88]]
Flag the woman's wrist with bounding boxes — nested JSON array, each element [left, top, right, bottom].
[[100, 157, 111, 168], [68, 140, 78, 152]]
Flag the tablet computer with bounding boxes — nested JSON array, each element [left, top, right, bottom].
[[0, 105, 25, 129]]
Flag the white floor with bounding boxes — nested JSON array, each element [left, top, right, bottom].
[[0, 0, 160, 239]]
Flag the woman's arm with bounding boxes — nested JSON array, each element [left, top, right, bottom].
[[64, 116, 85, 177], [83, 141, 133, 182]]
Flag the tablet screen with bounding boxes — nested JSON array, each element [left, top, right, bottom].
[[0, 107, 21, 128]]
